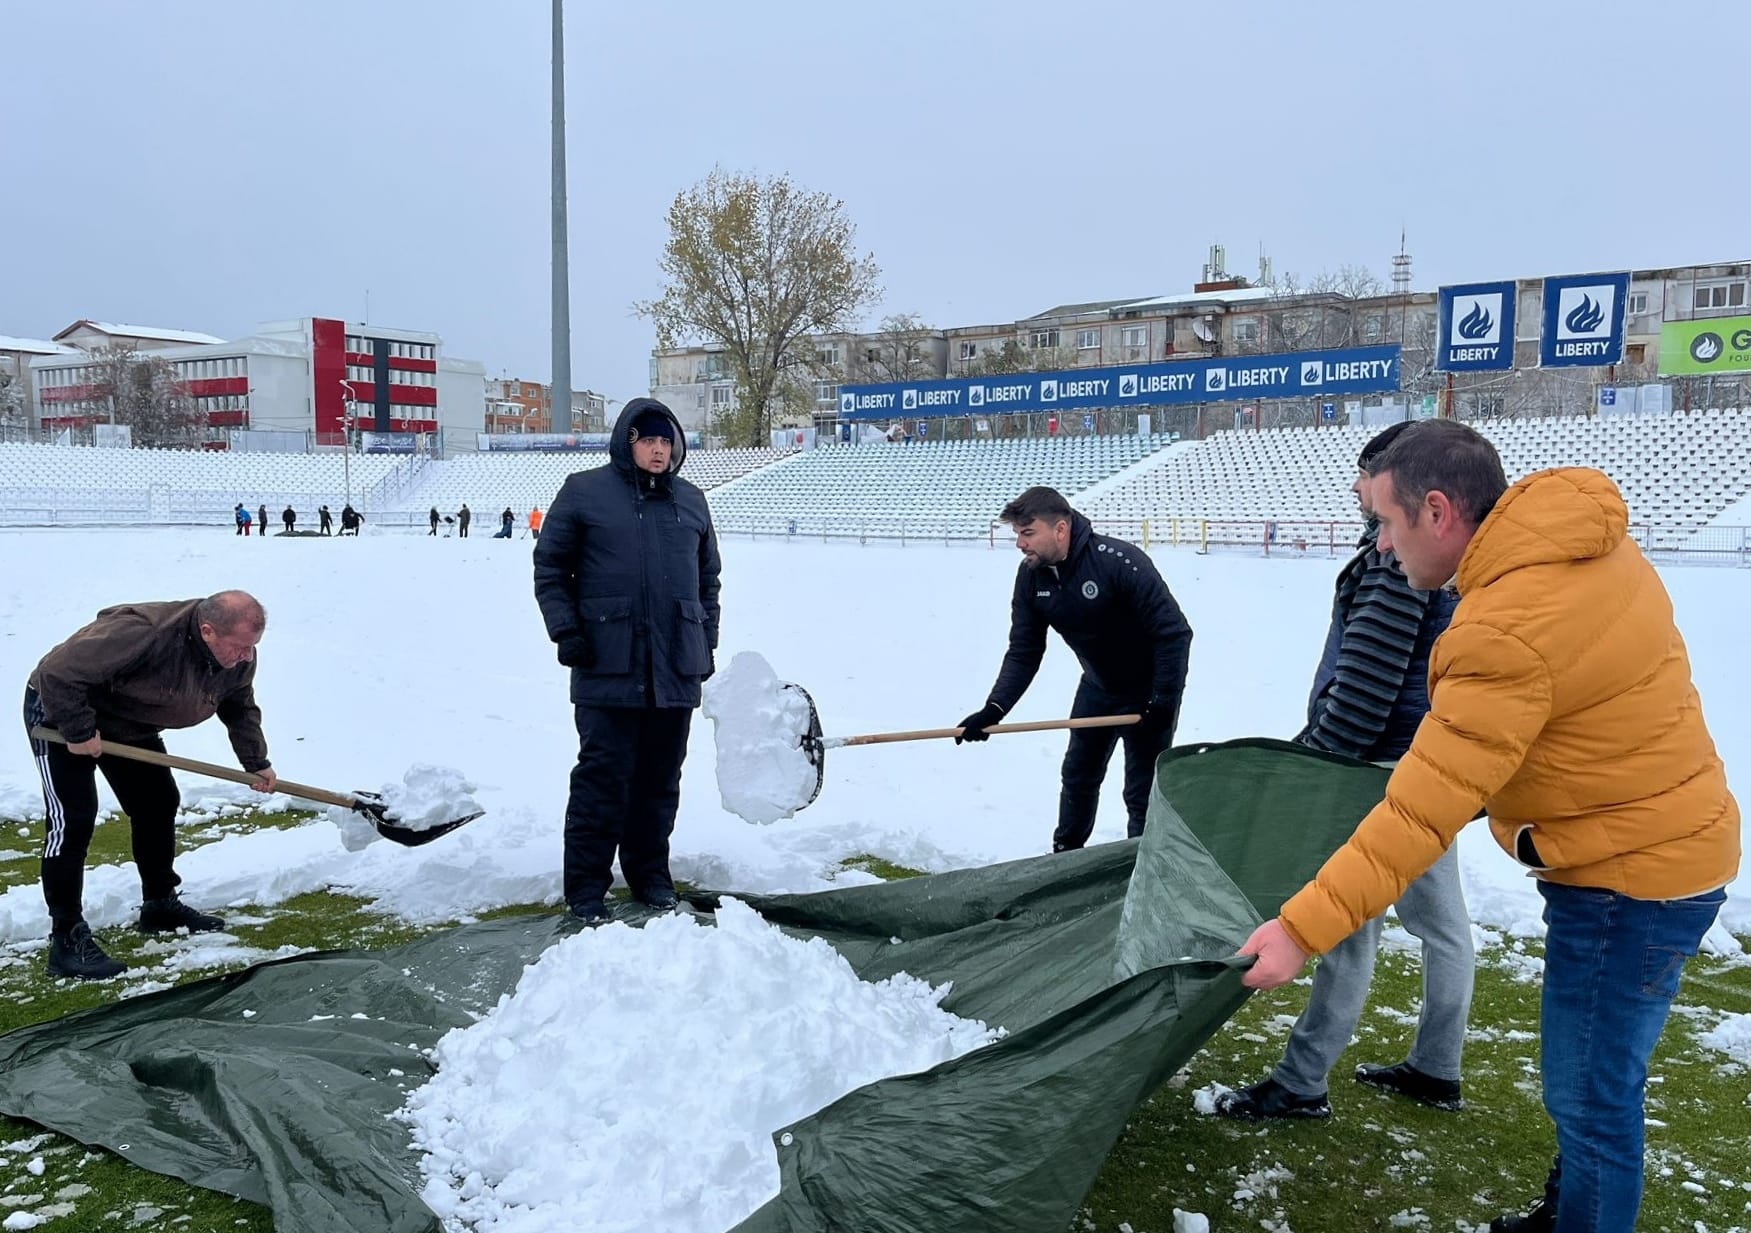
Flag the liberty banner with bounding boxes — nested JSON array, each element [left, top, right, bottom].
[[838, 345, 1400, 420], [1437, 281, 1517, 371], [1539, 272, 1629, 368]]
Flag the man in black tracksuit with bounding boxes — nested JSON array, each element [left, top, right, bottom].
[[957, 486, 1193, 851], [25, 591, 276, 979], [533, 397, 721, 923]]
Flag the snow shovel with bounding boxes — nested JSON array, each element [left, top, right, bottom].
[[30, 727, 482, 847], [781, 684, 1139, 810]]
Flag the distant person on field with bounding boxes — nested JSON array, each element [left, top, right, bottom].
[[1215, 421, 1471, 1123], [281, 506, 296, 534], [1237, 420, 1740, 1233], [24, 591, 277, 980], [257, 505, 267, 542], [955, 486, 1192, 852], [458, 504, 471, 538], [528, 506, 543, 540], [495, 508, 514, 539], [234, 504, 250, 537], [429, 507, 440, 537], [318, 505, 333, 536], [340, 504, 362, 536]]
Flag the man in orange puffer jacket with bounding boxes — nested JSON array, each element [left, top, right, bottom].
[[1240, 419, 1739, 1233]]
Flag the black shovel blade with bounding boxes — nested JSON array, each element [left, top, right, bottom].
[[349, 790, 485, 848], [784, 682, 827, 809]]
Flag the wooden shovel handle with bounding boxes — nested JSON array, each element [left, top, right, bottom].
[[837, 714, 1141, 747], [30, 726, 356, 809]]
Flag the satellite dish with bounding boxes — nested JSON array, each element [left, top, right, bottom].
[[1192, 318, 1215, 343]]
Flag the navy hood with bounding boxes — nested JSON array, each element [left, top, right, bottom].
[[611, 397, 687, 477]]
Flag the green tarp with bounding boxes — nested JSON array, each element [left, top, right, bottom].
[[0, 739, 1389, 1233]]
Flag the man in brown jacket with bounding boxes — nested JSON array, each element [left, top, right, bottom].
[[1239, 421, 1738, 1233], [23, 590, 278, 980]]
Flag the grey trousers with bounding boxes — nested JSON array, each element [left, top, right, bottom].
[[1272, 842, 1475, 1096]]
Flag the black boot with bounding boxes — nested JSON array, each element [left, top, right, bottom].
[[634, 887, 680, 911], [1354, 1061, 1463, 1111], [1489, 1196, 1555, 1233], [1213, 1077, 1332, 1120], [47, 923, 127, 980], [137, 895, 225, 935], [569, 899, 614, 925]]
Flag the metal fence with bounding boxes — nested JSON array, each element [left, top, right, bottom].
[[6, 496, 1751, 568], [707, 511, 1751, 568]]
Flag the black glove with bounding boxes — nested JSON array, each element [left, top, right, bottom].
[[954, 703, 1004, 745], [1140, 697, 1177, 734], [556, 636, 590, 668]]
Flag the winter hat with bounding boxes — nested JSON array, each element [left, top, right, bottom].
[[629, 407, 675, 444], [1358, 420, 1414, 470]]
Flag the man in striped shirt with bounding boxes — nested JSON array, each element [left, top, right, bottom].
[[1216, 421, 1473, 1120]]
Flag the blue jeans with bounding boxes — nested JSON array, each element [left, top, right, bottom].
[[1537, 880, 1725, 1233]]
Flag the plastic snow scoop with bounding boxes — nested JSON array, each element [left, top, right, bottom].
[[783, 683, 1140, 810], [30, 727, 483, 847]]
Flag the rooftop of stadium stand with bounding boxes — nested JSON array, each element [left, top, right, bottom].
[[52, 320, 228, 347], [0, 336, 78, 356]]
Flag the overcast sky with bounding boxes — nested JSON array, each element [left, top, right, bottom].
[[3, 0, 1745, 402]]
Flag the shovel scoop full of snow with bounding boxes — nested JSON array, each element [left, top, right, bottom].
[[27, 726, 485, 850], [329, 764, 485, 851], [701, 652, 824, 824]]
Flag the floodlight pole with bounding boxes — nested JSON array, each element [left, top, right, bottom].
[[551, 0, 571, 435]]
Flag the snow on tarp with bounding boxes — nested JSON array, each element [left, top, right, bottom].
[[0, 740, 1386, 1233], [403, 899, 1002, 1233]]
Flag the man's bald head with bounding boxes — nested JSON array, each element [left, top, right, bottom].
[[197, 591, 267, 637]]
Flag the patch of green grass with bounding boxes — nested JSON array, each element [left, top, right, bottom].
[[1077, 944, 1751, 1233], [838, 852, 926, 880]]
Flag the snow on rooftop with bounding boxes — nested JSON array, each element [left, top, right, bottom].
[[1112, 286, 1283, 311], [0, 336, 77, 356], [57, 321, 228, 346]]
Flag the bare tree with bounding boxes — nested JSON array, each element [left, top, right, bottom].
[[961, 335, 1082, 377], [0, 370, 23, 425], [82, 345, 204, 447], [846, 313, 941, 384], [1259, 266, 1391, 353], [637, 169, 882, 446]]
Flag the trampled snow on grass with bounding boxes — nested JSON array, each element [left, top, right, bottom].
[[400, 898, 1002, 1233]]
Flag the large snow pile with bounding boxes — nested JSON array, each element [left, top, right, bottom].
[[700, 652, 820, 824], [401, 898, 1002, 1233]]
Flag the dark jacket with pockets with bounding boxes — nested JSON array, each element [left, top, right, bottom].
[[533, 398, 721, 709], [1297, 523, 1458, 762], [985, 511, 1193, 723]]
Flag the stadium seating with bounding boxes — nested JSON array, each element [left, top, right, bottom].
[[385, 447, 791, 518], [701, 435, 1177, 537], [4, 411, 1750, 553], [0, 442, 402, 522], [1084, 410, 1751, 547]]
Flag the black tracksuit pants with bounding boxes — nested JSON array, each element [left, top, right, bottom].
[[563, 705, 693, 907], [1054, 677, 1174, 851], [24, 687, 182, 932]]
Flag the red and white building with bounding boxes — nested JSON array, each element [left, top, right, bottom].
[[29, 317, 486, 450]]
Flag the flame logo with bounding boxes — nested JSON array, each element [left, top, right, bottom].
[[1458, 301, 1494, 340], [1691, 332, 1723, 363], [1565, 295, 1605, 335]]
